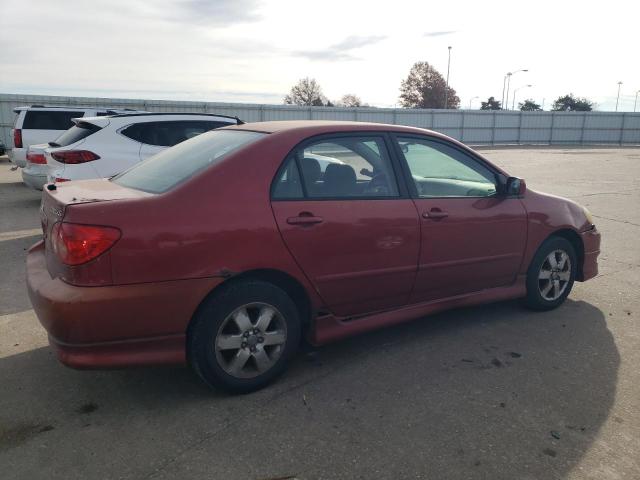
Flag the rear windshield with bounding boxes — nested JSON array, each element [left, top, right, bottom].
[[112, 129, 265, 193], [51, 122, 102, 147], [23, 110, 85, 130]]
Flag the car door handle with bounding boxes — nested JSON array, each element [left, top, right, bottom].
[[287, 214, 324, 225], [422, 209, 449, 220]]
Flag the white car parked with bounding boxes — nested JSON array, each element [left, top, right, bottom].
[[9, 105, 144, 168], [43, 113, 242, 185], [22, 143, 50, 190]]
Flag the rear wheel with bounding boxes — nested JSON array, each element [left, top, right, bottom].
[[188, 280, 301, 393], [524, 236, 577, 311]]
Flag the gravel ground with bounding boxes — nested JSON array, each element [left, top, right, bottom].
[[0, 148, 638, 480]]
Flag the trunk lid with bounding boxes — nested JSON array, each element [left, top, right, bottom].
[[40, 179, 152, 280]]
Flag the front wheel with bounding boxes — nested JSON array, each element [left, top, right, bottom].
[[188, 280, 301, 393], [524, 236, 577, 311]]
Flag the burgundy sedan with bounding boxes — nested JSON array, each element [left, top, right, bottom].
[[27, 121, 600, 392]]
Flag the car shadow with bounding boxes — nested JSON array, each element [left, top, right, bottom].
[[0, 297, 617, 479]]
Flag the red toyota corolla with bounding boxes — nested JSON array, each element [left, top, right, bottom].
[[27, 121, 600, 392]]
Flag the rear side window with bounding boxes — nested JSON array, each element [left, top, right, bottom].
[[272, 136, 399, 199], [23, 110, 85, 130], [51, 122, 102, 147], [121, 120, 231, 147], [112, 130, 265, 193]]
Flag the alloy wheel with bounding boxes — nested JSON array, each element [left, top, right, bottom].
[[538, 249, 572, 301], [214, 302, 287, 379]]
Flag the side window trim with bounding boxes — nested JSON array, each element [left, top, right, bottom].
[[389, 133, 500, 199], [271, 132, 409, 202]]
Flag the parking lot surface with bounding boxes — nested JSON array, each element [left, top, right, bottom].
[[0, 148, 638, 480]]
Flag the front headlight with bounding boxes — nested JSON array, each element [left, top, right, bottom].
[[582, 206, 594, 225]]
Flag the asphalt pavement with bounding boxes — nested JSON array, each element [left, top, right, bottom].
[[0, 148, 638, 480]]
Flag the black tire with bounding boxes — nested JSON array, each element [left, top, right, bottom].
[[524, 236, 577, 311], [188, 280, 301, 394]]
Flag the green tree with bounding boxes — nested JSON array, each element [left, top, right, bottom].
[[480, 96, 502, 110], [519, 99, 542, 111], [284, 77, 327, 106], [552, 94, 593, 111], [399, 61, 460, 109]]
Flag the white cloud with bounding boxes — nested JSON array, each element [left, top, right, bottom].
[[0, 0, 638, 111]]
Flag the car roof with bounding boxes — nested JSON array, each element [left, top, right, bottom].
[[107, 112, 242, 123], [12, 105, 142, 112], [224, 120, 444, 137]]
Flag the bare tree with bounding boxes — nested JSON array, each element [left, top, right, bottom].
[[284, 77, 326, 106], [339, 94, 363, 107], [399, 61, 460, 109]]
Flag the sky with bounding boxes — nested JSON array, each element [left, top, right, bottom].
[[1, 0, 639, 111]]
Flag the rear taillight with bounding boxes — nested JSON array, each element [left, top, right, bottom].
[[26, 152, 47, 164], [51, 150, 100, 164], [14, 129, 22, 148], [51, 222, 121, 265], [54, 178, 70, 183]]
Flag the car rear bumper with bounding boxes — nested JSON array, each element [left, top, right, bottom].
[[8, 148, 26, 167], [26, 241, 224, 369], [21, 169, 47, 190], [579, 227, 600, 281]]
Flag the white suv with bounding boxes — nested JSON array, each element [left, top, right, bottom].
[[43, 113, 242, 185], [9, 105, 144, 168]]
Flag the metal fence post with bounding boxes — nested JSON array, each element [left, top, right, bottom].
[[308, 106, 312, 120], [393, 108, 398, 125], [549, 112, 556, 145], [491, 111, 496, 145], [517, 110, 523, 145], [619, 113, 626, 145], [259, 105, 265, 121], [461, 110, 466, 142], [354, 108, 358, 122], [580, 113, 586, 145]]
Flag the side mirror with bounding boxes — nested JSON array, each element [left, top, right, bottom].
[[506, 176, 526, 196]]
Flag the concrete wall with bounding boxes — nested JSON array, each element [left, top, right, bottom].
[[2, 93, 639, 148]]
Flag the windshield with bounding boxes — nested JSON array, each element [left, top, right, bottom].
[[112, 129, 266, 193]]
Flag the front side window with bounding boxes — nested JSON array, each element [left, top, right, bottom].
[[397, 137, 497, 198], [23, 110, 85, 130], [272, 136, 399, 199], [113, 129, 265, 193]]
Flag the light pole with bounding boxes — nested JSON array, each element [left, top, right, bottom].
[[444, 46, 452, 109], [469, 96, 479, 109], [635, 90, 640, 113], [501, 75, 508, 108], [504, 69, 528, 110], [615, 81, 623, 112], [512, 85, 532, 110]]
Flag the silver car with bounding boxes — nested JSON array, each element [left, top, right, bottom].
[[22, 143, 49, 190]]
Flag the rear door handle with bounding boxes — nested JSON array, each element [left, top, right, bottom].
[[287, 214, 324, 225], [422, 209, 448, 220]]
